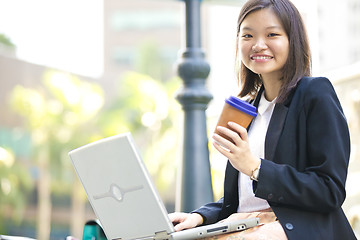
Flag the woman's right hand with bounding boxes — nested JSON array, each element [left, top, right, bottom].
[[168, 212, 204, 232]]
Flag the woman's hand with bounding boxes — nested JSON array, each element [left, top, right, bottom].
[[212, 122, 260, 176], [168, 212, 204, 232]]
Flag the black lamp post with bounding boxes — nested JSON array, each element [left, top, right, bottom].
[[175, 0, 214, 212], [175, 0, 246, 212]]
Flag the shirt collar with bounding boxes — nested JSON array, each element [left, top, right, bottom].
[[257, 91, 277, 116]]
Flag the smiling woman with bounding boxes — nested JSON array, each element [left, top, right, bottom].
[[168, 0, 357, 239]]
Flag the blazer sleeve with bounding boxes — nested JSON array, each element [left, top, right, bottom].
[[191, 197, 224, 225], [254, 77, 351, 213]]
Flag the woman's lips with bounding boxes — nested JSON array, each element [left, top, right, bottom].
[[250, 55, 273, 61]]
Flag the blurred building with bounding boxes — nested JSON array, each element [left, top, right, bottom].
[[325, 62, 360, 235], [316, 0, 360, 73], [100, 0, 182, 102]]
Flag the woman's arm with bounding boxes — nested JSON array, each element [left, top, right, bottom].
[[191, 197, 225, 225]]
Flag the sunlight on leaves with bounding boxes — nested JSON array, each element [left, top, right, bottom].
[[0, 147, 15, 168]]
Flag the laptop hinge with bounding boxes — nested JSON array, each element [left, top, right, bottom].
[[153, 231, 171, 240]]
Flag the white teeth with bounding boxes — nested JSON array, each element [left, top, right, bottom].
[[252, 56, 272, 60]]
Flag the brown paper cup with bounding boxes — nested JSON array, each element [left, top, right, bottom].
[[214, 97, 257, 142]]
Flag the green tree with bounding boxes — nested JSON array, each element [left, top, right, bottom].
[[134, 41, 177, 83], [0, 147, 33, 233], [0, 33, 16, 56], [0, 33, 15, 48], [11, 70, 105, 240], [97, 71, 181, 194]]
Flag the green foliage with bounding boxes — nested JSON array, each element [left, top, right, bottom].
[[0, 147, 33, 232], [97, 71, 181, 192], [98, 72, 174, 134], [0, 33, 15, 48], [135, 41, 164, 80], [10, 70, 105, 193], [134, 40, 177, 82]]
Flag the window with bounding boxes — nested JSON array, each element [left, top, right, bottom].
[[110, 10, 181, 31]]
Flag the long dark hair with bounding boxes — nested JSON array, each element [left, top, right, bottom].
[[235, 0, 312, 102]]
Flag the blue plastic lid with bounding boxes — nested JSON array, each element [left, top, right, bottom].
[[225, 96, 257, 117]]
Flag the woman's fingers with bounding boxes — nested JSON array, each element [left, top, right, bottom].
[[228, 122, 248, 142], [213, 133, 232, 151], [214, 123, 248, 146], [168, 212, 186, 223], [168, 212, 203, 232], [215, 125, 241, 145], [213, 122, 257, 175], [212, 140, 232, 160]]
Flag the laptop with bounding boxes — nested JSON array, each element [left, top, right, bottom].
[[69, 133, 259, 240]]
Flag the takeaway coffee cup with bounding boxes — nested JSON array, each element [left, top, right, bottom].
[[214, 96, 257, 141]]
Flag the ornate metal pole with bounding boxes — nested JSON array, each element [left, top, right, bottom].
[[176, 0, 214, 212]]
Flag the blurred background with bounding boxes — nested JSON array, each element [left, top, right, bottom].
[[0, 0, 359, 239]]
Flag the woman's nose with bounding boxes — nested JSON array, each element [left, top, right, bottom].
[[252, 39, 267, 52]]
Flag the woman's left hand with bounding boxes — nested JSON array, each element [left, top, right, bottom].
[[212, 121, 260, 176]]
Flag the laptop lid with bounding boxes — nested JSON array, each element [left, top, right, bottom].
[[69, 133, 174, 240]]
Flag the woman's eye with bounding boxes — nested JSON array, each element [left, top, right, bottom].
[[242, 34, 252, 38], [268, 33, 279, 37]]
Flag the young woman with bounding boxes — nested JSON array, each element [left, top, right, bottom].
[[169, 0, 357, 239]]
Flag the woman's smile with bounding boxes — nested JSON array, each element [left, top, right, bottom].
[[250, 54, 274, 62]]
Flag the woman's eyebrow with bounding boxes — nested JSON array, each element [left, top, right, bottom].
[[240, 25, 283, 31], [240, 26, 253, 31], [266, 25, 283, 30]]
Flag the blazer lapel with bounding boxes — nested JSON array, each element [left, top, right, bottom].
[[264, 79, 302, 161], [265, 103, 288, 161], [250, 84, 290, 161], [252, 85, 289, 161]]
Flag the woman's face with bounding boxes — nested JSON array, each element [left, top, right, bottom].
[[239, 8, 289, 80]]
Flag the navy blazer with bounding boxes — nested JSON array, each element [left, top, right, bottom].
[[194, 77, 357, 239]]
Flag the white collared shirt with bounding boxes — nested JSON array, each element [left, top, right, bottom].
[[237, 91, 276, 213]]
